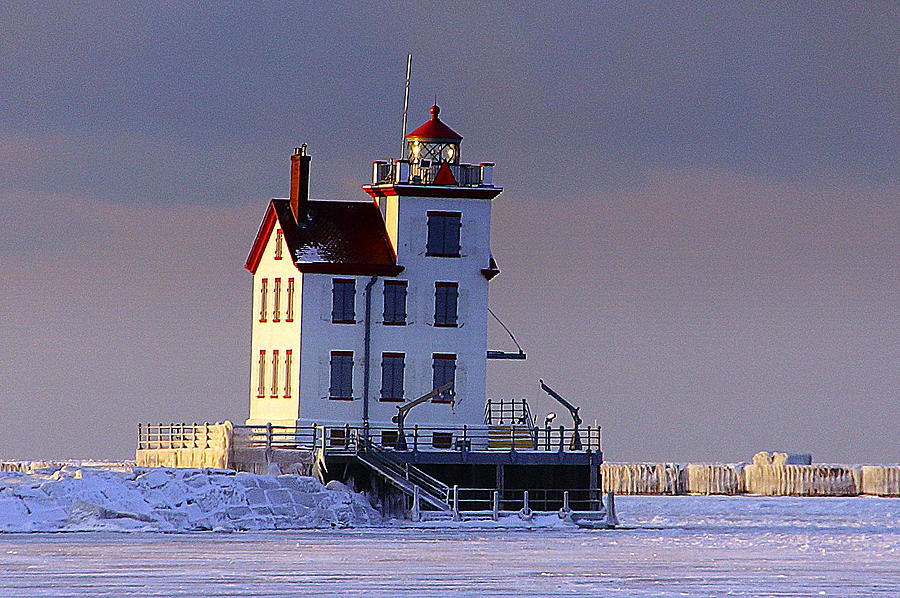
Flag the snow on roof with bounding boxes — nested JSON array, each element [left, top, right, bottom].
[[246, 199, 403, 276]]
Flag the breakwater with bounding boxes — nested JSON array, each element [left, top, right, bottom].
[[602, 452, 900, 496]]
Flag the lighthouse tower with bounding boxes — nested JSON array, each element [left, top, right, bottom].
[[245, 105, 502, 444]]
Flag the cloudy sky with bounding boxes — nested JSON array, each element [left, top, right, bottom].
[[1, 3, 897, 463]]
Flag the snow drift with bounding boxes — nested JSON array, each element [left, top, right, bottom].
[[0, 463, 380, 532]]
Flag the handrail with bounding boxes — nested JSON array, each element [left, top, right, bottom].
[[484, 398, 535, 427], [139, 422, 603, 454], [361, 441, 450, 504], [453, 487, 601, 513]]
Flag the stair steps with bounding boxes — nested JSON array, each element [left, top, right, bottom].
[[487, 425, 535, 449]]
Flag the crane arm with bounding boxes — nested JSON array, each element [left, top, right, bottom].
[[392, 382, 454, 423], [539, 379, 582, 426]]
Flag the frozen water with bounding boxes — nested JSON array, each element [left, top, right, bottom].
[[1, 495, 898, 596]]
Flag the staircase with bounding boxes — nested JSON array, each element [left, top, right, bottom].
[[355, 443, 451, 511], [484, 398, 537, 449]]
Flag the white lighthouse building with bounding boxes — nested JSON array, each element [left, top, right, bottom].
[[244, 105, 502, 444]]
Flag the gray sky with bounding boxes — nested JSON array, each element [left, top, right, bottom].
[[1, 3, 897, 463]]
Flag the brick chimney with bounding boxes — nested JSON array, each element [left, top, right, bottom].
[[290, 144, 311, 223]]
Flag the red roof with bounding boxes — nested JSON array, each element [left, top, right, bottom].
[[245, 199, 403, 276], [406, 105, 462, 142]]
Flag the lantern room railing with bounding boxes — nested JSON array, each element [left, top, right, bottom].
[[372, 160, 494, 187]]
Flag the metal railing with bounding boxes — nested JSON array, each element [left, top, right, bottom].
[[138, 422, 601, 455], [484, 398, 535, 427], [137, 422, 225, 450], [373, 160, 489, 187], [453, 487, 599, 513], [358, 440, 451, 507], [231, 423, 320, 450]]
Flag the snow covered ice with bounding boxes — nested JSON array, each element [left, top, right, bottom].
[[0, 475, 897, 597], [0, 463, 380, 532]]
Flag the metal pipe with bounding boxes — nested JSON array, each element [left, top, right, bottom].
[[363, 275, 378, 441], [400, 54, 411, 159]]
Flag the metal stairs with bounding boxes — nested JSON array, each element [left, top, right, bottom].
[[487, 425, 535, 449], [355, 443, 451, 511]]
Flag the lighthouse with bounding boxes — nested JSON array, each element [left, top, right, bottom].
[[245, 105, 502, 446]]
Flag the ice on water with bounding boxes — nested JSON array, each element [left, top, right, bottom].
[[0, 463, 380, 532]]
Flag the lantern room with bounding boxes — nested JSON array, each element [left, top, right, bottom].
[[406, 104, 462, 165]]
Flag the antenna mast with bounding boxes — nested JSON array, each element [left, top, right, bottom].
[[400, 53, 412, 159]]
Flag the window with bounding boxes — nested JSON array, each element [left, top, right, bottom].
[[274, 229, 283, 260], [426, 212, 461, 257], [434, 282, 458, 327], [283, 350, 292, 398], [383, 281, 407, 325], [259, 278, 268, 322], [329, 427, 346, 447], [432, 432, 453, 449], [273, 278, 281, 321], [381, 430, 399, 448], [432, 353, 456, 401], [332, 279, 356, 323], [380, 353, 405, 401], [270, 350, 279, 397], [286, 278, 295, 321], [256, 350, 266, 397], [329, 351, 353, 399]]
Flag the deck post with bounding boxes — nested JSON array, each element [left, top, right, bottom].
[[452, 485, 461, 521], [492, 490, 499, 521], [510, 425, 517, 454], [411, 486, 421, 522], [413, 425, 418, 452], [590, 455, 600, 511], [558, 425, 565, 453], [495, 464, 505, 512]]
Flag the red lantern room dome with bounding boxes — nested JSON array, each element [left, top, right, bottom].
[[406, 105, 462, 165], [406, 104, 463, 143]]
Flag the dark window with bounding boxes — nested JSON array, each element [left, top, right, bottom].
[[432, 353, 456, 400], [432, 432, 453, 449], [434, 282, 458, 327], [286, 278, 295, 321], [270, 350, 279, 397], [256, 350, 266, 397], [380, 353, 405, 401], [329, 351, 353, 399], [259, 278, 267, 322], [381, 430, 399, 448], [272, 278, 281, 321], [283, 350, 292, 398], [383, 281, 407, 325], [426, 212, 461, 257], [332, 279, 356, 323], [329, 428, 346, 447]]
